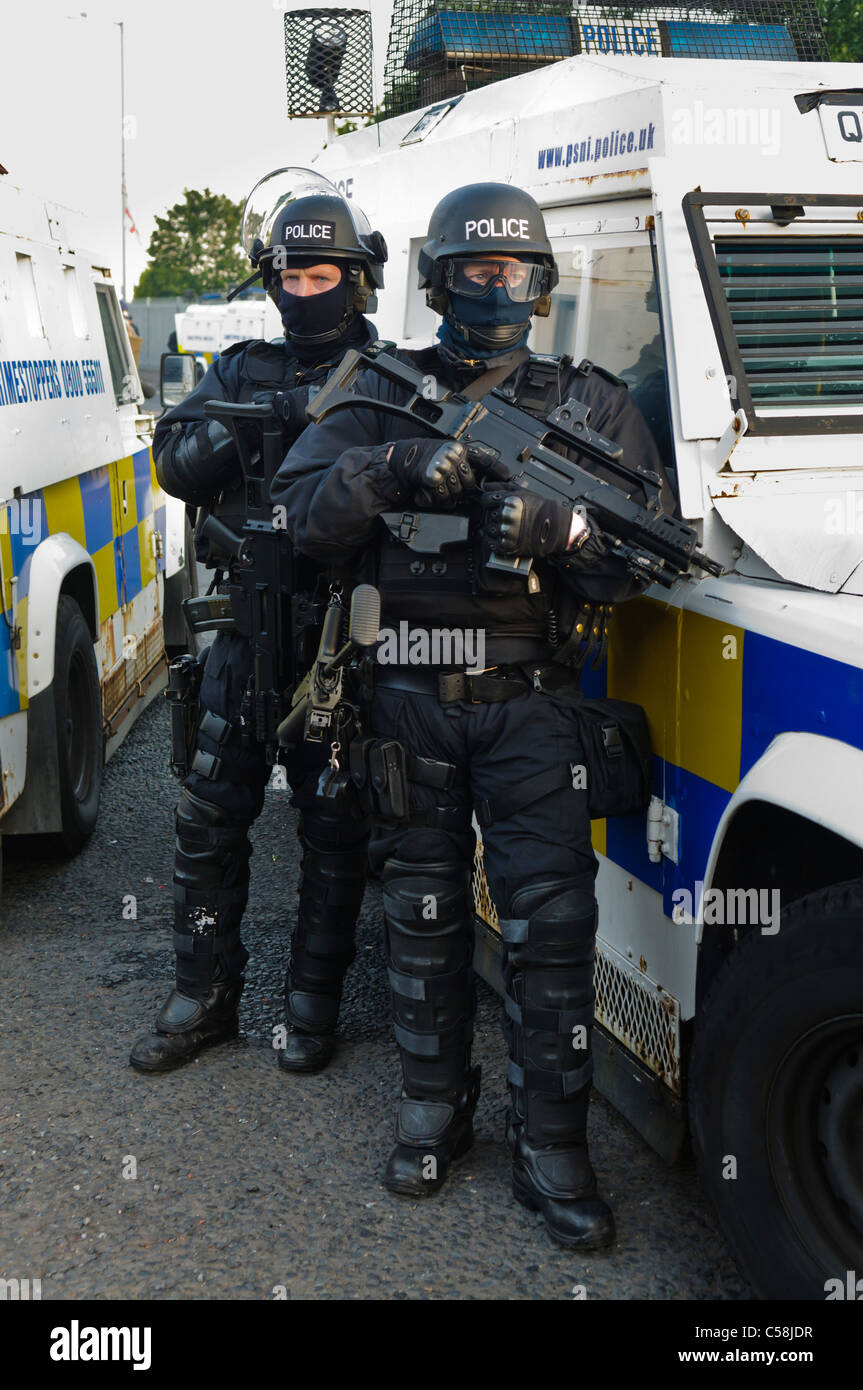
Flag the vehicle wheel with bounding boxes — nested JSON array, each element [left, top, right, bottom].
[[164, 512, 198, 659], [690, 880, 863, 1299], [48, 594, 103, 855]]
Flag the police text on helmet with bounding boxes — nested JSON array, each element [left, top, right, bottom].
[[280, 222, 336, 241], [464, 218, 530, 240]]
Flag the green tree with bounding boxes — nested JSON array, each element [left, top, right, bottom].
[[818, 0, 863, 59], [134, 188, 247, 298]]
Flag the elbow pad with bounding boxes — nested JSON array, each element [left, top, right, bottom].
[[155, 420, 239, 504]]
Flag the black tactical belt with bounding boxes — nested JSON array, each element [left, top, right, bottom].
[[374, 664, 530, 704]]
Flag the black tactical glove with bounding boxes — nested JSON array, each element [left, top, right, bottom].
[[480, 488, 575, 559], [480, 489, 610, 563], [250, 385, 313, 431], [388, 437, 477, 509]]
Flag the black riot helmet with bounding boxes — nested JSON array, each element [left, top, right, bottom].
[[418, 182, 558, 350], [232, 167, 387, 345]]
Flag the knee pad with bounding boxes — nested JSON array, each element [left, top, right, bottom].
[[298, 808, 370, 857], [500, 876, 597, 967], [382, 858, 473, 968], [174, 789, 252, 892]]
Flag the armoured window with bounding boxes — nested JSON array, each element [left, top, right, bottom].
[[95, 284, 131, 405], [531, 242, 673, 470], [586, 245, 673, 474], [529, 283, 579, 359]]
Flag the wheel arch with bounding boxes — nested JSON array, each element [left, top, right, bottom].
[[26, 536, 99, 698], [696, 732, 863, 1004]]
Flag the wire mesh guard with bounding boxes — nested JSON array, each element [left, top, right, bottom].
[[383, 0, 830, 117], [284, 8, 375, 118]]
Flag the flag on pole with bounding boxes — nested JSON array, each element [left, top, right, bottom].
[[125, 204, 142, 244]]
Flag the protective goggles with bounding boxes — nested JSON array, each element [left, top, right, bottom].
[[442, 256, 547, 303]]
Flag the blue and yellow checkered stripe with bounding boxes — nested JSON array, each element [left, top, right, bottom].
[[0, 446, 167, 718], [584, 598, 863, 917]]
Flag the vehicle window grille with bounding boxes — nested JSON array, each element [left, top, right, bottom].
[[714, 236, 863, 408]]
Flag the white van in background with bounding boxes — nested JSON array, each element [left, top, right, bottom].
[[174, 295, 282, 366]]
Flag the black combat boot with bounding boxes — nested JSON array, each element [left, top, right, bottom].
[[501, 880, 616, 1250], [277, 810, 367, 1075], [385, 1065, 480, 1196], [277, 989, 338, 1073], [129, 790, 251, 1074], [381, 856, 478, 1197], [129, 977, 244, 1073], [508, 1104, 615, 1249]]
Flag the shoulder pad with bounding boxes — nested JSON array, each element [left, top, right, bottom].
[[574, 358, 628, 390], [366, 339, 398, 359], [528, 352, 572, 370]]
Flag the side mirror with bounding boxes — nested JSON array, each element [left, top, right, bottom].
[[160, 352, 198, 407]]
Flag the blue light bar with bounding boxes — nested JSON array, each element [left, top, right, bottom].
[[663, 20, 798, 59], [405, 12, 575, 67]]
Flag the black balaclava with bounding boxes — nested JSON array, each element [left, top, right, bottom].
[[275, 259, 362, 361]]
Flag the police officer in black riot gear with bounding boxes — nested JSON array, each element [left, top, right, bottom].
[[271, 182, 673, 1249], [130, 169, 388, 1076]]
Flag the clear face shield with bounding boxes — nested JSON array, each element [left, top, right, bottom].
[[240, 167, 339, 256]]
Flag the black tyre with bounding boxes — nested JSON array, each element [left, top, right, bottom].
[[690, 880, 863, 1299], [49, 594, 103, 855], [163, 512, 198, 659]]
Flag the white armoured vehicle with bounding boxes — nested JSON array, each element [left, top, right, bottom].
[[307, 2, 863, 1298]]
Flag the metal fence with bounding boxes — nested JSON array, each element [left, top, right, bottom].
[[382, 1, 830, 117]]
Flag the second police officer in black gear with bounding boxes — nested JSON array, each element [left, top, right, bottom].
[[271, 183, 673, 1249], [130, 171, 388, 1077]]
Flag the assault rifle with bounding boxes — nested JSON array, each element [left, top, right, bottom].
[[305, 348, 723, 589], [182, 398, 296, 764]]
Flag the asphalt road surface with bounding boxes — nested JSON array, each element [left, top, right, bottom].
[[0, 696, 752, 1301]]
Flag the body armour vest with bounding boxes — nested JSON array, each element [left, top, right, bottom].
[[374, 348, 625, 666]]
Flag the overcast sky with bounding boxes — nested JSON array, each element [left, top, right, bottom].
[[2, 0, 393, 297]]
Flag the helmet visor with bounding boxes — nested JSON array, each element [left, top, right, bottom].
[[444, 256, 547, 304], [240, 167, 343, 256]]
